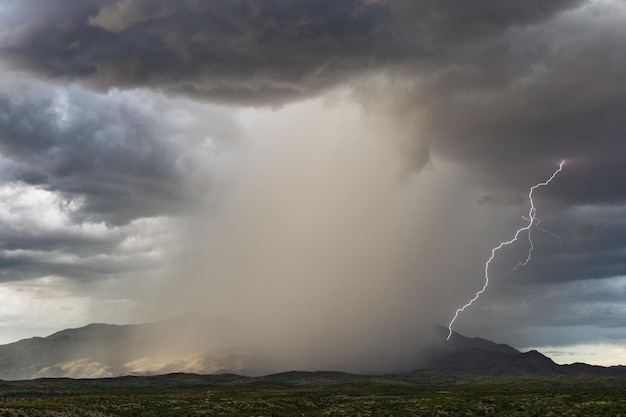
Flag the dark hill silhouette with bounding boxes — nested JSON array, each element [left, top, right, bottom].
[[424, 327, 626, 376], [0, 318, 624, 380]]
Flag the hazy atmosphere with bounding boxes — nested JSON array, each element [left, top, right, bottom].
[[0, 0, 625, 368]]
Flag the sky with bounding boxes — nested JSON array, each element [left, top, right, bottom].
[[0, 0, 625, 367]]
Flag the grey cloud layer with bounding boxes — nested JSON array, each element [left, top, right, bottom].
[[0, 79, 234, 225], [420, 2, 626, 204], [2, 0, 622, 201], [0, 0, 625, 352], [0, 0, 580, 104], [0, 78, 233, 285]]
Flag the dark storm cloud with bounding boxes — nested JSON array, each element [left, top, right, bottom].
[[417, 1, 626, 204], [0, 0, 397, 103], [4, 0, 614, 196], [0, 227, 117, 256], [398, 0, 626, 340], [0, 80, 230, 225], [0, 249, 153, 282], [0, 0, 581, 104], [482, 202, 626, 288], [452, 266, 626, 347], [0, 77, 232, 284], [4, 0, 620, 205], [455, 200, 626, 343], [1, 0, 626, 355]]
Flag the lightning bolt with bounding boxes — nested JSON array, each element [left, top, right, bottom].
[[446, 161, 565, 341], [536, 217, 565, 252]]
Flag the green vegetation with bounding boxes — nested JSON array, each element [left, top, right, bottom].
[[0, 371, 624, 416]]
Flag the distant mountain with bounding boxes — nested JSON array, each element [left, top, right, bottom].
[[0, 318, 624, 380], [423, 326, 626, 376], [0, 313, 278, 380]]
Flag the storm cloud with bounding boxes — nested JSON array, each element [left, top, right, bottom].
[[0, 0, 625, 365], [0, 76, 240, 224], [0, 0, 581, 104]]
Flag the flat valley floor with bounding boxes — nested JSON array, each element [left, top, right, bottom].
[[0, 371, 624, 416]]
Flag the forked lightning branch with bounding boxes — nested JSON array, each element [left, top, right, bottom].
[[447, 161, 566, 340]]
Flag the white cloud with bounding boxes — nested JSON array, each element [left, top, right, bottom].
[[0, 182, 82, 232], [0, 276, 91, 343], [0, 179, 184, 340]]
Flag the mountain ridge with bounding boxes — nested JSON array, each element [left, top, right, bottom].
[[0, 317, 623, 380], [422, 327, 626, 376]]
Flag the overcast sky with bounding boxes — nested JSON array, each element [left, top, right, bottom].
[[0, 0, 625, 366]]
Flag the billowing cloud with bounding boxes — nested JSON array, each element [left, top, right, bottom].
[[416, 1, 626, 204], [0, 0, 624, 366], [0, 76, 238, 224], [0, 0, 581, 104], [0, 78, 237, 337]]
